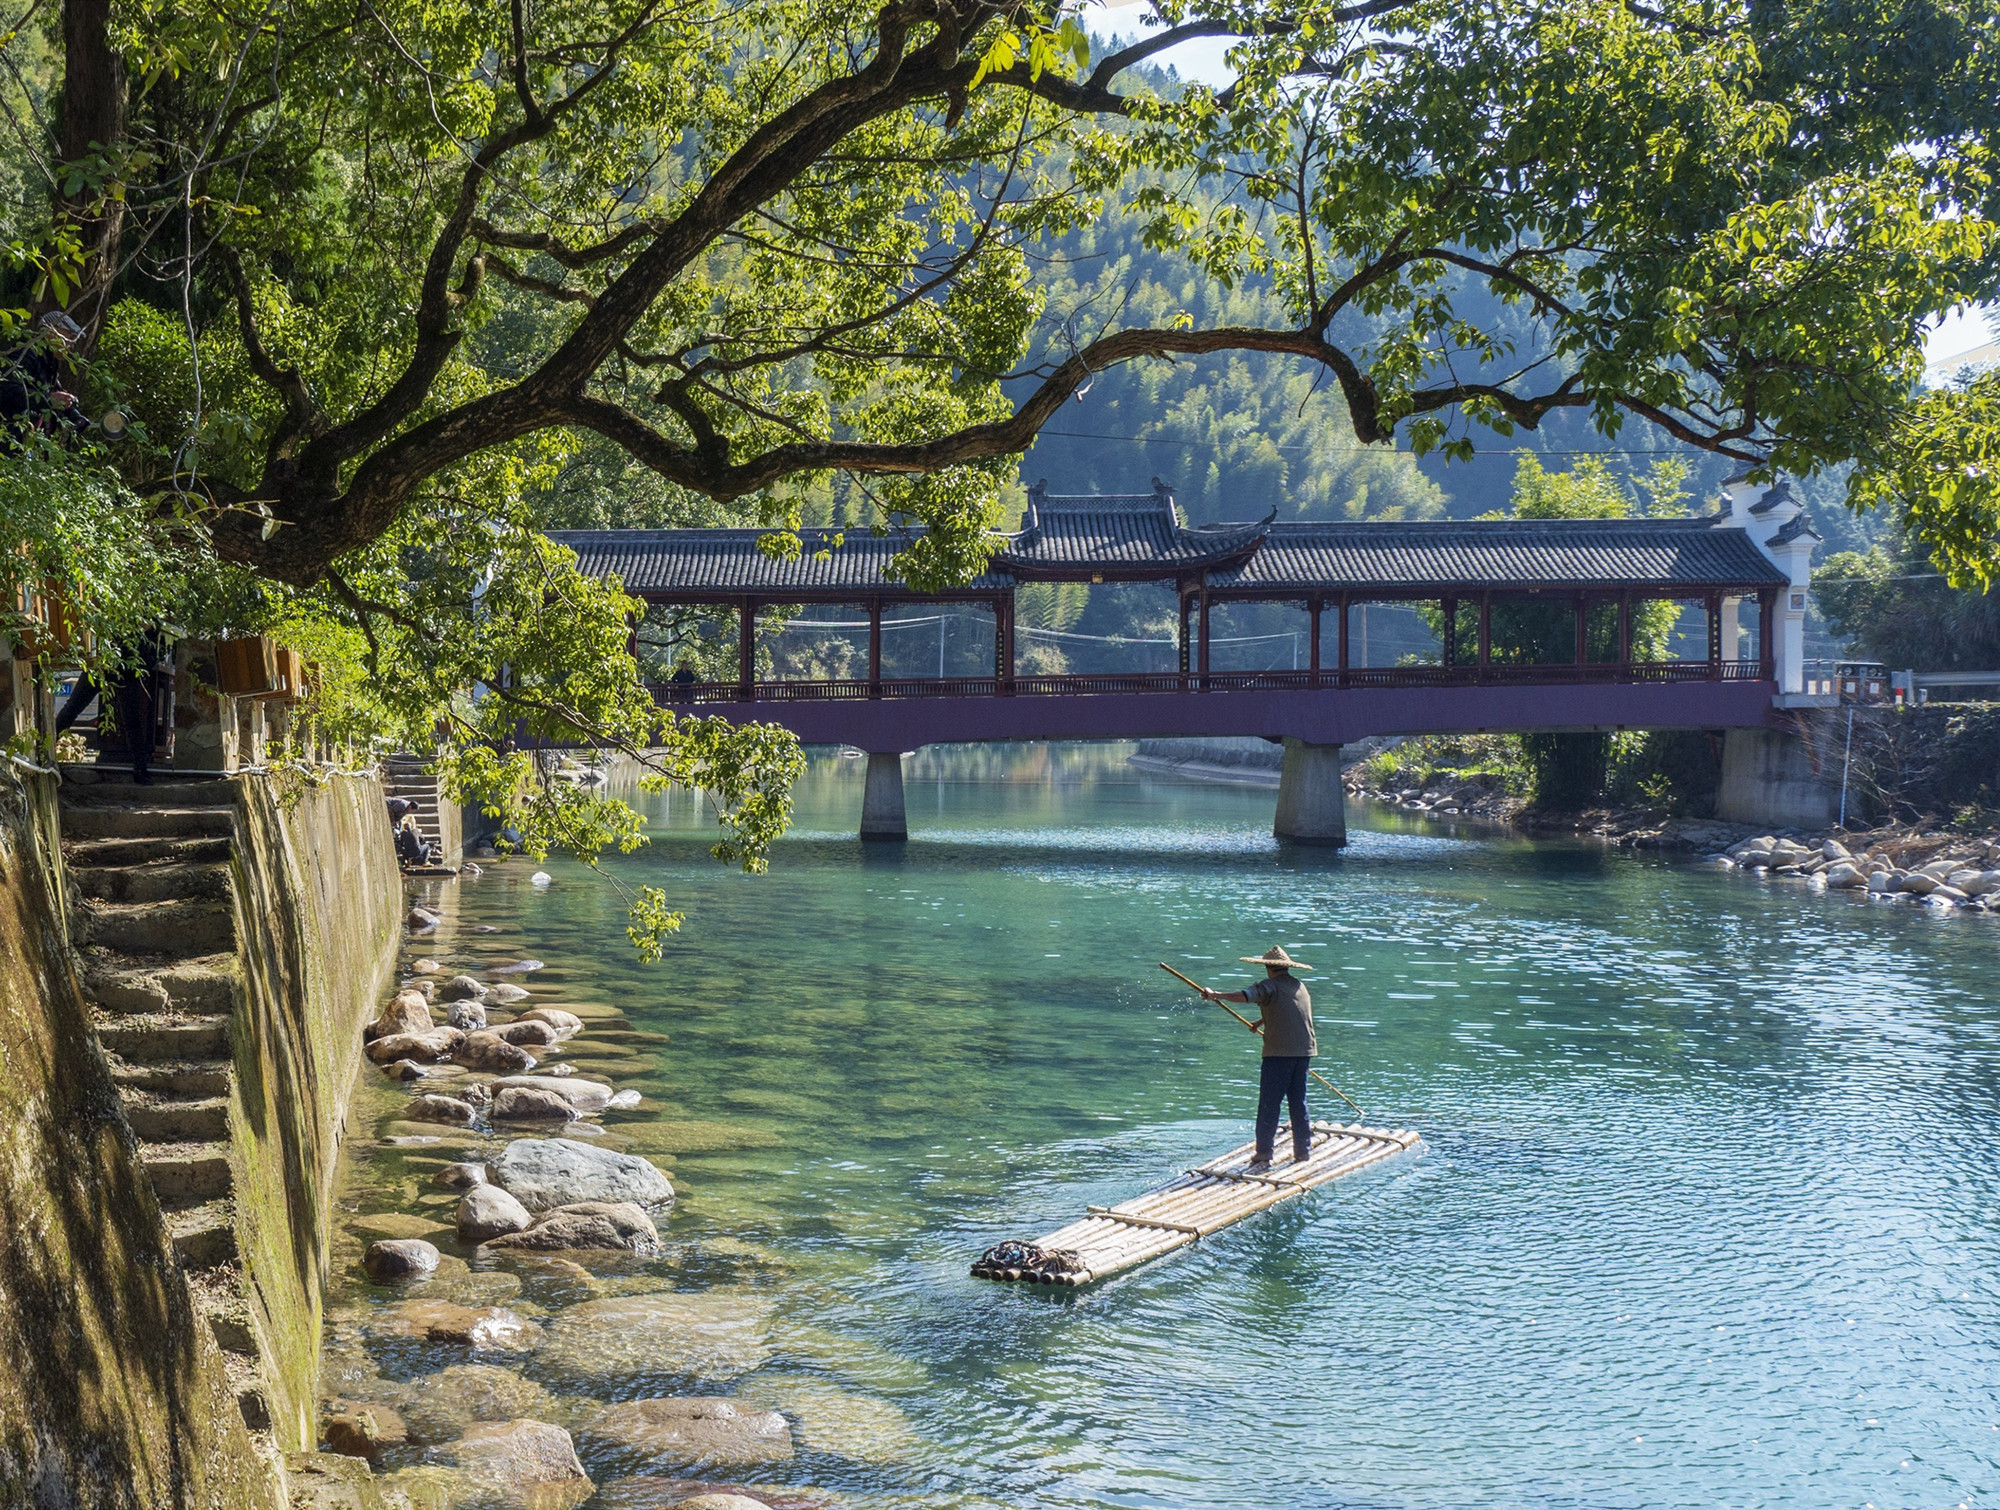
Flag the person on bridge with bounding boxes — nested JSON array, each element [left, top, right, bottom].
[[1203, 946, 1317, 1171]]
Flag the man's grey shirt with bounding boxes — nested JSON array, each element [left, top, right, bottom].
[[1245, 974, 1316, 1058]]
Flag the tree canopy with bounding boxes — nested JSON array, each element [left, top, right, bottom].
[[1, 0, 1995, 944]]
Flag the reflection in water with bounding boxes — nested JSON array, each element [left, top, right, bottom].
[[334, 743, 2000, 1509]]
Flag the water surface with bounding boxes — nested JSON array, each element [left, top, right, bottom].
[[338, 744, 2000, 1510]]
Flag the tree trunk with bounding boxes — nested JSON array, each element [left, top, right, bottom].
[[55, 0, 126, 346]]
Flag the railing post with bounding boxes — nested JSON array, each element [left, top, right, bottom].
[[1477, 592, 1491, 680], [868, 598, 883, 699], [738, 596, 756, 701], [1337, 593, 1350, 688], [1308, 596, 1322, 683]]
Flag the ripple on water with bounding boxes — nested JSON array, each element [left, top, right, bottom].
[[326, 749, 2000, 1509]]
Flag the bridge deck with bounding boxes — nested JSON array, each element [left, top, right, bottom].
[[972, 1121, 1423, 1287]]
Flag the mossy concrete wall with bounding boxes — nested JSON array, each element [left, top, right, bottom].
[[226, 772, 400, 1453], [0, 765, 279, 1508]]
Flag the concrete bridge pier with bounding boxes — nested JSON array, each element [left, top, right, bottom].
[[1273, 738, 1347, 847], [1716, 726, 1841, 828], [860, 751, 908, 841]]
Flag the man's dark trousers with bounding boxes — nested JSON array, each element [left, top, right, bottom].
[[1256, 1055, 1312, 1163]]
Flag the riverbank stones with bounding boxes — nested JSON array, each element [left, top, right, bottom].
[[492, 1075, 616, 1114], [485, 1201, 659, 1255], [493, 1019, 560, 1048], [367, 990, 435, 1040], [321, 1401, 409, 1461], [458, 1184, 534, 1242], [438, 974, 488, 1003], [364, 1239, 440, 1283], [493, 1085, 579, 1122], [456, 1031, 538, 1073], [375, 1299, 541, 1350], [405, 1094, 476, 1125], [537, 1293, 771, 1387], [435, 1161, 488, 1190], [493, 1138, 674, 1211], [381, 1059, 430, 1082], [490, 982, 531, 1004], [517, 1008, 583, 1039], [399, 1363, 559, 1443], [427, 1419, 591, 1505], [366, 1027, 464, 1065], [447, 1000, 488, 1031], [579, 1398, 792, 1472]]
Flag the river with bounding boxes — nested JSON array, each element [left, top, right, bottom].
[[329, 743, 2000, 1509]]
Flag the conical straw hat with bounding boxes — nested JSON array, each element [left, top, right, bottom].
[[1239, 945, 1308, 970]]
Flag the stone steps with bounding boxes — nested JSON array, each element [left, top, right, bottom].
[[61, 780, 235, 809], [97, 1013, 234, 1063], [110, 1058, 233, 1098], [80, 952, 240, 1017], [64, 835, 234, 868], [168, 1200, 238, 1268], [124, 1091, 231, 1143], [77, 898, 237, 957], [140, 1141, 234, 1207], [70, 861, 233, 905], [61, 805, 235, 841]]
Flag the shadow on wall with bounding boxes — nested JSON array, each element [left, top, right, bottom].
[[0, 770, 278, 1508]]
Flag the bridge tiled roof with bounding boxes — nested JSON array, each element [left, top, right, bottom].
[[554, 500, 1790, 601], [548, 528, 1011, 600], [1205, 516, 1789, 594], [995, 484, 1268, 577]]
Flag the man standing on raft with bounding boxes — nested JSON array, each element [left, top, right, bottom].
[[1204, 946, 1316, 1172]]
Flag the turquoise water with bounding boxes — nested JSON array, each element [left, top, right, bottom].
[[339, 744, 2000, 1509]]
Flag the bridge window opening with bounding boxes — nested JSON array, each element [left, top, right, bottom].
[[877, 602, 999, 682], [1018, 583, 1178, 676], [756, 603, 871, 683], [1658, 597, 1713, 663], [1342, 600, 1441, 669], [1207, 601, 1314, 673], [634, 602, 733, 683]]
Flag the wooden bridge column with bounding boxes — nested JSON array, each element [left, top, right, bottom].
[[1197, 586, 1211, 687], [1477, 593, 1492, 676], [1757, 588, 1776, 679], [738, 597, 756, 700], [1617, 591, 1633, 677], [867, 599, 883, 698], [1337, 594, 1350, 686], [1706, 591, 1723, 678], [1441, 596, 1457, 667], [1308, 597, 1323, 681], [996, 593, 1015, 692]]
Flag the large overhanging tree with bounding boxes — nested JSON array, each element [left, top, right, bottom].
[[4, 0, 1994, 941]]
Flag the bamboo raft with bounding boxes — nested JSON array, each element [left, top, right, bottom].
[[972, 1120, 1422, 1286]]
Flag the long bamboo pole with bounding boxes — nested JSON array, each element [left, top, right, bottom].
[[1158, 962, 1368, 1121]]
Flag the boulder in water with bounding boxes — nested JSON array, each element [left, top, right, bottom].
[[456, 1032, 537, 1074], [579, 1397, 791, 1471], [435, 1161, 488, 1190], [405, 1094, 476, 1125], [411, 958, 442, 975], [517, 1007, 583, 1039], [322, 1402, 409, 1462], [438, 974, 488, 1002], [492, 1074, 614, 1114], [366, 990, 434, 1040], [493, 1019, 559, 1047], [458, 1184, 534, 1242], [407, 907, 441, 933], [489, 982, 531, 1003], [363, 1238, 440, 1283], [492, 959, 545, 975], [365, 1028, 464, 1065], [426, 1419, 591, 1504], [538, 1293, 771, 1387], [446, 1000, 488, 1031], [492, 1138, 674, 1212], [484, 1201, 659, 1254], [381, 1058, 429, 1082], [492, 1086, 578, 1122]]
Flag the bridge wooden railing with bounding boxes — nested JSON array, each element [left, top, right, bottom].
[[650, 659, 1771, 704]]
